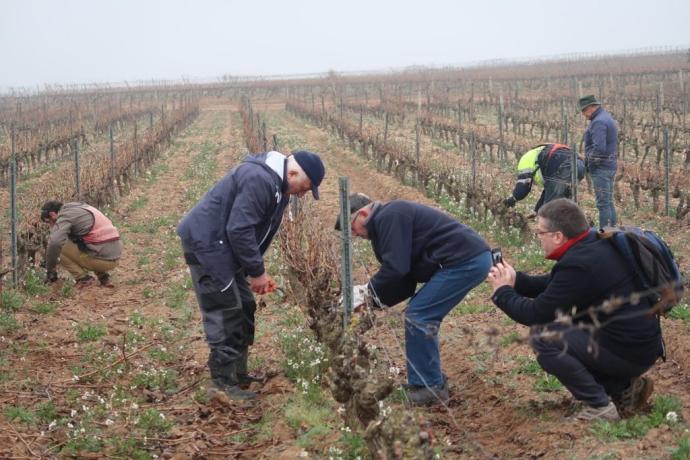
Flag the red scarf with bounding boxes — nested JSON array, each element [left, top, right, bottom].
[[546, 229, 590, 261]]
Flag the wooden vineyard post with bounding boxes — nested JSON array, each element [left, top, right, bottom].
[[571, 143, 578, 204], [74, 135, 81, 200], [415, 91, 421, 185], [339, 178, 353, 328], [110, 124, 115, 186], [471, 132, 477, 190], [458, 100, 463, 156], [664, 127, 670, 217], [498, 93, 504, 160], [561, 97, 569, 144], [10, 124, 18, 287], [384, 112, 389, 143]]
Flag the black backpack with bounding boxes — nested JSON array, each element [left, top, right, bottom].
[[597, 226, 684, 316]]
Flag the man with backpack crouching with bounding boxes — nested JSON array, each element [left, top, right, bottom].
[[487, 198, 666, 422]]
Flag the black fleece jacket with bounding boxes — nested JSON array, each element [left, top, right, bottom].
[[491, 231, 662, 365], [366, 200, 489, 307]]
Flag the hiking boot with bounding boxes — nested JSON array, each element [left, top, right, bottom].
[[568, 402, 620, 422], [404, 380, 449, 406], [236, 348, 265, 388], [97, 273, 114, 288], [75, 275, 96, 289], [615, 376, 654, 415]]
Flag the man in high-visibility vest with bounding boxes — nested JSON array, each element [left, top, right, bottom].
[[41, 201, 122, 288], [503, 143, 585, 215]]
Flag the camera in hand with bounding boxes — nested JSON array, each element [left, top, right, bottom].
[[491, 248, 503, 266]]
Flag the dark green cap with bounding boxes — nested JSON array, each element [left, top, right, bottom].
[[578, 95, 601, 111], [334, 193, 372, 231]]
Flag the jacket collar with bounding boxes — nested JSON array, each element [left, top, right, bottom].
[[364, 202, 383, 239], [590, 106, 603, 120], [546, 229, 591, 261]]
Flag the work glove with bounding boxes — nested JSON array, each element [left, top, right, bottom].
[[352, 284, 369, 308], [45, 270, 58, 283], [340, 284, 371, 310], [503, 196, 516, 208]]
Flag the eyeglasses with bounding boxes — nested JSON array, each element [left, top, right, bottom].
[[350, 209, 361, 229], [534, 229, 556, 237]]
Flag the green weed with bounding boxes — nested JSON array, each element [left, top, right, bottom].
[[4, 405, 36, 424], [128, 196, 149, 212], [533, 373, 564, 393], [136, 408, 173, 435], [668, 303, 689, 321], [591, 395, 683, 441], [0, 312, 19, 332], [132, 368, 178, 393], [671, 435, 690, 460], [0, 289, 24, 311], [500, 331, 522, 347], [165, 282, 188, 309], [31, 302, 56, 314], [23, 268, 48, 296], [76, 323, 107, 342]]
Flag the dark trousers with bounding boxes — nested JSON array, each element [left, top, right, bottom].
[[530, 324, 650, 407], [186, 261, 256, 366]]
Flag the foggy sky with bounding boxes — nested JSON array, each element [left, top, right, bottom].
[[2, 0, 689, 90]]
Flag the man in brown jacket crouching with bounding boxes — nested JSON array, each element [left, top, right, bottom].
[[41, 200, 123, 288]]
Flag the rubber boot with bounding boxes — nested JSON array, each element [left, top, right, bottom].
[[208, 354, 256, 400], [237, 347, 265, 388]]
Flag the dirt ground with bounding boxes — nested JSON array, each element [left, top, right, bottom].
[[1, 101, 688, 459]]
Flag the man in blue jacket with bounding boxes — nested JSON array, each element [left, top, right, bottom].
[[487, 199, 661, 421], [178, 150, 325, 400], [580, 95, 619, 228], [336, 194, 491, 405]]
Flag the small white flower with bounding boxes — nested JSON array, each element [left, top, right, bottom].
[[48, 420, 57, 430], [666, 411, 679, 423], [105, 419, 114, 426], [131, 403, 139, 409], [70, 409, 77, 417]]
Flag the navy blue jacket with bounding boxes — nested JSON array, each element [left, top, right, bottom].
[[491, 231, 662, 365], [365, 201, 489, 306], [584, 107, 618, 171], [512, 144, 582, 202], [177, 151, 290, 291]]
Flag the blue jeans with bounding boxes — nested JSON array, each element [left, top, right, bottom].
[[405, 251, 491, 387], [589, 167, 617, 228]]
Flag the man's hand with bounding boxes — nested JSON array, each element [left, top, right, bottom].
[[249, 273, 276, 295], [45, 270, 58, 283], [503, 196, 516, 208], [487, 261, 516, 292]]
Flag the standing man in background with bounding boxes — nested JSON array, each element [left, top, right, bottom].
[[580, 95, 619, 228], [177, 150, 325, 400]]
